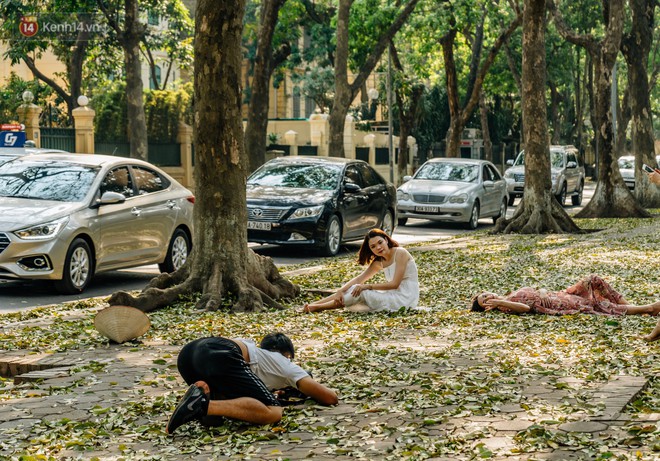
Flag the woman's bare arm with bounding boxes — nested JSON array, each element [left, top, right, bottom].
[[486, 299, 531, 314]]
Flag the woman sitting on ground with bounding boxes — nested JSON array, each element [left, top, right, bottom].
[[471, 275, 660, 317], [303, 228, 419, 313]]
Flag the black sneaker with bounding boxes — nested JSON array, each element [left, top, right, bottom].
[[166, 384, 209, 434]]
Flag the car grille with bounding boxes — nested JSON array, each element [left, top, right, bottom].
[[514, 173, 525, 182], [0, 233, 9, 255], [247, 207, 288, 222], [412, 194, 446, 204]]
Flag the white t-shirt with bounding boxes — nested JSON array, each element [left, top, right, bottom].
[[240, 339, 309, 390]]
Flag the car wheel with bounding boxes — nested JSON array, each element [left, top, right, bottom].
[[556, 183, 567, 206], [493, 198, 507, 224], [381, 211, 394, 235], [507, 195, 515, 207], [54, 238, 92, 294], [322, 215, 342, 256], [571, 181, 584, 206], [159, 229, 190, 273], [398, 217, 408, 227], [465, 202, 480, 230]]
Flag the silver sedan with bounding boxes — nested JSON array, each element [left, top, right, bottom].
[[0, 153, 194, 293], [396, 158, 508, 229]]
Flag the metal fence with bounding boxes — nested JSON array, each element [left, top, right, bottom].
[[41, 127, 75, 152], [94, 141, 181, 166]]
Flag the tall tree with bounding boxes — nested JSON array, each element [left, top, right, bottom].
[[621, 0, 660, 207], [389, 41, 425, 183], [328, 0, 421, 158], [494, 0, 580, 233], [441, 1, 522, 158], [549, 0, 649, 218], [245, 0, 291, 173], [98, 0, 149, 161], [0, 1, 99, 121], [108, 0, 298, 313]]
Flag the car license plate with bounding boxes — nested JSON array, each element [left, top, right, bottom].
[[247, 221, 272, 231], [415, 206, 438, 213]]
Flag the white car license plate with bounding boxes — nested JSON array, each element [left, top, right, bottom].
[[247, 221, 272, 231], [415, 206, 438, 213]]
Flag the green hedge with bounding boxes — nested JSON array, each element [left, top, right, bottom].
[[91, 81, 193, 143]]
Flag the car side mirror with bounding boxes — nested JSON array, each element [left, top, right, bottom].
[[567, 161, 577, 168], [97, 191, 126, 206], [343, 182, 361, 192], [506, 159, 514, 166], [402, 175, 412, 183], [483, 180, 494, 188]]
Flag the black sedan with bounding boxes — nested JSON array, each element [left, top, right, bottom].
[[246, 156, 397, 255]]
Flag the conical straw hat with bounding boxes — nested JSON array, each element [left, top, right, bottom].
[[94, 305, 150, 343]]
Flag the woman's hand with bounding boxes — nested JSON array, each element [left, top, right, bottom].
[[350, 284, 370, 296], [483, 298, 498, 311]]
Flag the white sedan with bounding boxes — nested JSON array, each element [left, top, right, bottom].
[[396, 158, 508, 229]]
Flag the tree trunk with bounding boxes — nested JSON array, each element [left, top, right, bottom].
[[245, 0, 288, 173], [622, 0, 660, 207], [123, 0, 148, 161], [328, 0, 420, 157], [494, 0, 580, 234], [108, 0, 299, 313], [479, 93, 493, 162], [549, 81, 561, 144]]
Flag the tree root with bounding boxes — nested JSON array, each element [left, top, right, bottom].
[[108, 250, 299, 313], [493, 195, 582, 234]]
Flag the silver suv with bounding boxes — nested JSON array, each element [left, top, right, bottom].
[[504, 145, 585, 207]]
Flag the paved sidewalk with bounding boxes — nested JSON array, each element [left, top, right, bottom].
[[0, 311, 656, 460]]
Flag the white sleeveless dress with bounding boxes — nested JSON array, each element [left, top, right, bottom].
[[342, 249, 419, 312]]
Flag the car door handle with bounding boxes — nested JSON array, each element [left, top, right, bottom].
[[166, 200, 176, 209], [131, 207, 141, 217]]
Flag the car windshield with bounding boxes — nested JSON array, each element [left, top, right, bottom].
[[0, 160, 100, 201], [618, 158, 634, 169], [248, 162, 342, 190], [513, 150, 564, 168], [414, 162, 479, 182]]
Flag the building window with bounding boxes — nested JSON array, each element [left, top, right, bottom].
[[150, 65, 162, 90], [293, 86, 301, 119], [148, 12, 160, 26], [305, 96, 315, 118]]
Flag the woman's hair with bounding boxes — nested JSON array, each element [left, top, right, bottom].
[[357, 228, 399, 265], [470, 295, 485, 312], [260, 332, 295, 359]]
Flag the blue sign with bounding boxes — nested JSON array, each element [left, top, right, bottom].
[[1, 131, 27, 147]]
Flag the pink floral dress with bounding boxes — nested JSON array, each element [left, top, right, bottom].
[[506, 275, 628, 316]]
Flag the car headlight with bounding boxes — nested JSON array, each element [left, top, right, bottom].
[[504, 170, 514, 179], [397, 190, 410, 201], [289, 205, 323, 220], [14, 217, 69, 241], [448, 193, 468, 204]]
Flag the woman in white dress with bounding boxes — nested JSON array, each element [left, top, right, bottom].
[[303, 228, 419, 313]]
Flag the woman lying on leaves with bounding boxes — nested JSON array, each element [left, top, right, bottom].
[[471, 275, 660, 319], [303, 228, 419, 313]]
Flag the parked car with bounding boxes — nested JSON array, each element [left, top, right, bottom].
[[246, 156, 397, 256], [504, 145, 585, 207], [0, 146, 68, 166], [396, 158, 508, 230], [618, 154, 660, 190], [618, 155, 636, 190], [0, 153, 194, 293]]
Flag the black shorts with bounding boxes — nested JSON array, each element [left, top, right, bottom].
[[177, 337, 280, 407]]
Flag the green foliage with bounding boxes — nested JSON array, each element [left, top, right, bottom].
[[0, 73, 53, 124], [91, 80, 192, 143]]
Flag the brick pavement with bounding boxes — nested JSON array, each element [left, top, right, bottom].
[[0, 319, 655, 460]]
